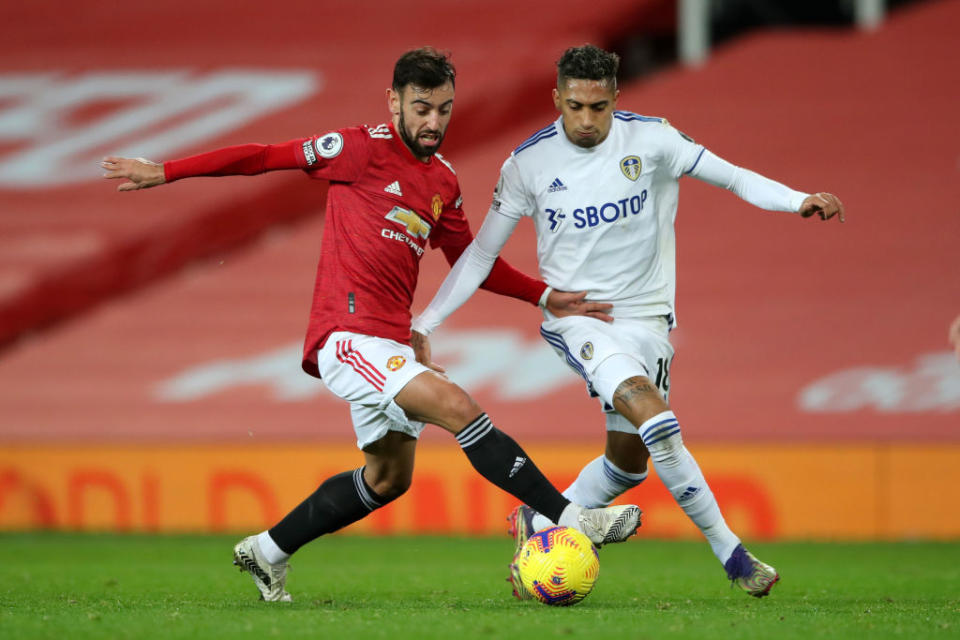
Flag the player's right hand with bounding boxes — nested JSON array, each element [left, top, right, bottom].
[[411, 330, 446, 373], [102, 156, 166, 191]]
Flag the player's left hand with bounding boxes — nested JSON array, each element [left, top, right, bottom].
[[547, 290, 614, 323], [411, 330, 446, 373], [799, 192, 845, 223]]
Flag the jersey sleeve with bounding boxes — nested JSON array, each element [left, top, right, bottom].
[[690, 150, 809, 212], [413, 209, 529, 335], [298, 126, 371, 183], [428, 180, 545, 309], [491, 155, 536, 220], [163, 140, 304, 181], [656, 123, 706, 179], [441, 239, 545, 307], [163, 126, 371, 183]]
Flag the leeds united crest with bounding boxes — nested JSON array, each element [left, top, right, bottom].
[[620, 155, 641, 181]]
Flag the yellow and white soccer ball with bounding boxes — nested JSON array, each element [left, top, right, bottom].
[[517, 525, 600, 606]]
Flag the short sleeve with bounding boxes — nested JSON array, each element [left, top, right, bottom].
[[491, 155, 535, 219], [299, 126, 370, 182], [657, 124, 706, 179]]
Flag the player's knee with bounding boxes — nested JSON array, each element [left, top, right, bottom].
[[440, 388, 483, 430], [611, 375, 668, 421]]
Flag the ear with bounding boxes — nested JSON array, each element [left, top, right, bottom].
[[552, 87, 561, 111], [387, 88, 400, 116]]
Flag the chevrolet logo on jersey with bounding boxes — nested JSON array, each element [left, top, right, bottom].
[[620, 156, 642, 181], [385, 206, 431, 239]]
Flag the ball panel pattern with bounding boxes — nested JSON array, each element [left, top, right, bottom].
[[517, 526, 600, 606]]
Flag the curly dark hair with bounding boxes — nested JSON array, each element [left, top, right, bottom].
[[392, 47, 456, 91], [556, 44, 620, 89]]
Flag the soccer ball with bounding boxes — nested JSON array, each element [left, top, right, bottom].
[[517, 526, 600, 606]]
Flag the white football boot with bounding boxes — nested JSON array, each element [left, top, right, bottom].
[[232, 535, 292, 602], [574, 504, 642, 547]]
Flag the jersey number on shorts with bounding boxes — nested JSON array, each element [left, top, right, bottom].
[[654, 357, 671, 394]]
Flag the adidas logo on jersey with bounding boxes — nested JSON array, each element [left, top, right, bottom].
[[384, 181, 403, 197], [548, 177, 567, 192]]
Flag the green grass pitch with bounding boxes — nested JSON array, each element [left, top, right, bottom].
[[1, 534, 956, 639]]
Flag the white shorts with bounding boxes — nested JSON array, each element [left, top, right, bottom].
[[317, 331, 431, 450], [540, 315, 674, 434]]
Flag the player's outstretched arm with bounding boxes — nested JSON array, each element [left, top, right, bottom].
[[689, 149, 845, 223], [104, 141, 306, 192], [102, 156, 165, 192], [799, 192, 845, 223]]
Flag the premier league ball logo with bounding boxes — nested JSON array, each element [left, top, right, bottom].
[[315, 132, 344, 158]]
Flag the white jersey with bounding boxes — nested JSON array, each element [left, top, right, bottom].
[[494, 112, 703, 321], [412, 111, 808, 336]]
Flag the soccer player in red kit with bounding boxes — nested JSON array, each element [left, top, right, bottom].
[[104, 47, 640, 602]]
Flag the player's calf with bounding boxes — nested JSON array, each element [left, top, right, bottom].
[[638, 410, 742, 568]]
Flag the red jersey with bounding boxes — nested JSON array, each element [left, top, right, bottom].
[[164, 122, 545, 379], [296, 122, 479, 375]]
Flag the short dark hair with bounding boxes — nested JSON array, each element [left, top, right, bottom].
[[392, 47, 456, 91], [557, 44, 620, 89]]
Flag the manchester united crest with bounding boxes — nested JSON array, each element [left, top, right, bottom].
[[387, 355, 406, 371], [620, 156, 642, 181], [431, 194, 443, 220]]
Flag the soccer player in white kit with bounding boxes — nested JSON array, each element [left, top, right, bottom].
[[412, 45, 844, 598]]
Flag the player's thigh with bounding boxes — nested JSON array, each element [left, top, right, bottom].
[[602, 363, 669, 424], [541, 315, 674, 408], [393, 369, 481, 433], [603, 317, 674, 400]]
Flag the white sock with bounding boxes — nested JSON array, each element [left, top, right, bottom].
[[531, 455, 648, 531], [256, 530, 290, 564], [556, 503, 582, 530], [638, 410, 740, 565]]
